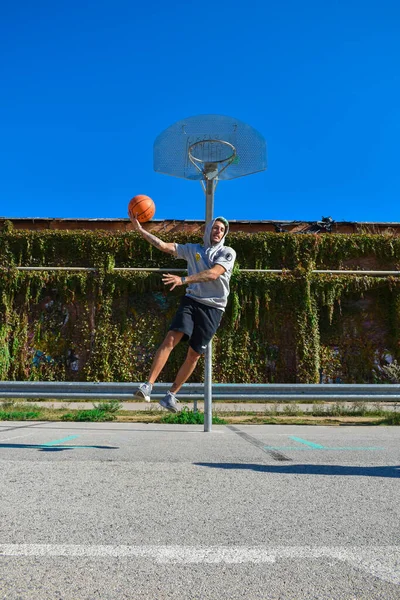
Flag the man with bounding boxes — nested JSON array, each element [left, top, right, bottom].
[[129, 214, 236, 413]]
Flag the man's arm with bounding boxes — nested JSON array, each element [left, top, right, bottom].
[[162, 265, 225, 290], [129, 215, 177, 256]]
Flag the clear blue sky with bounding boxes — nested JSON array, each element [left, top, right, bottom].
[[1, 0, 399, 223]]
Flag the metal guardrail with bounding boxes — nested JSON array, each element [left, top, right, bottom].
[[0, 382, 399, 402]]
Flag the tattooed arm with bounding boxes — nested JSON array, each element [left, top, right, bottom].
[[129, 215, 177, 256], [162, 265, 225, 290]]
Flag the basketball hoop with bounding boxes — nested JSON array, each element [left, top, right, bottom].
[[154, 114, 267, 433], [154, 114, 266, 181], [188, 139, 237, 181]]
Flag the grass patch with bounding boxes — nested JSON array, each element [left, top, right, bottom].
[[61, 403, 122, 422], [93, 400, 122, 414], [0, 408, 41, 420], [61, 409, 112, 422], [0, 398, 398, 426], [0, 399, 122, 422], [380, 411, 400, 425], [0, 400, 41, 420], [161, 406, 227, 425]]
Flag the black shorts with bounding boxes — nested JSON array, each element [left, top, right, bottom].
[[169, 296, 223, 354]]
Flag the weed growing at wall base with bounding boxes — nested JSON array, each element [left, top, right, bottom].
[[61, 408, 117, 422], [161, 407, 227, 425], [0, 408, 41, 420], [381, 411, 400, 425]]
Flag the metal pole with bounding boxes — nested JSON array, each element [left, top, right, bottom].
[[204, 178, 215, 432]]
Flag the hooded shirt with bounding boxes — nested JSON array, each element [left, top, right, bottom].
[[175, 217, 236, 311]]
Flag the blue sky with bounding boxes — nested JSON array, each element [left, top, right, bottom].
[[1, 0, 399, 223]]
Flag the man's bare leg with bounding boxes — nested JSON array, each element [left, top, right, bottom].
[[148, 330, 184, 384], [170, 347, 201, 394]]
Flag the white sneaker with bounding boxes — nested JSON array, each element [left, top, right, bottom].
[[134, 382, 152, 402]]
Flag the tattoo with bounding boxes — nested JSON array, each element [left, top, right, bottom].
[[141, 230, 176, 255], [189, 271, 212, 282], [142, 230, 164, 249], [186, 267, 223, 284]]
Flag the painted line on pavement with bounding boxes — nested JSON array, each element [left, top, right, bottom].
[[263, 446, 384, 451], [289, 436, 325, 449], [290, 436, 384, 450], [42, 435, 79, 446], [0, 544, 398, 585], [261, 436, 385, 452], [0, 432, 39, 443]]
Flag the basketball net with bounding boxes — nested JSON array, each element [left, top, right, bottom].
[[188, 139, 237, 191]]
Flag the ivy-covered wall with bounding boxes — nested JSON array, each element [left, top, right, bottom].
[[1, 222, 400, 383]]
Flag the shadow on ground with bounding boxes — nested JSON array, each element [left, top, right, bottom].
[[194, 463, 400, 478], [0, 443, 118, 452]]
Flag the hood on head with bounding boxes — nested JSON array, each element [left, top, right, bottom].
[[203, 217, 229, 249], [203, 217, 229, 264]]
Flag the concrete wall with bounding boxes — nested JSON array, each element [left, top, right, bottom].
[[1, 217, 400, 235]]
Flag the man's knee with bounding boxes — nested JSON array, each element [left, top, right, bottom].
[[187, 347, 201, 364], [161, 330, 183, 350]]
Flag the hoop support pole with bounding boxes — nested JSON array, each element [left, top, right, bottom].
[[204, 177, 215, 432]]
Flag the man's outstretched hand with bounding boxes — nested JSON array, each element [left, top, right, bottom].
[[162, 273, 183, 291], [128, 212, 142, 232]]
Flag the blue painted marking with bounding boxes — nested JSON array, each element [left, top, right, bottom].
[[264, 436, 385, 452], [325, 446, 384, 451], [264, 446, 315, 451], [264, 445, 384, 451], [43, 435, 79, 447], [289, 436, 325, 449]]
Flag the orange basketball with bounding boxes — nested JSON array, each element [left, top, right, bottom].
[[128, 194, 156, 223]]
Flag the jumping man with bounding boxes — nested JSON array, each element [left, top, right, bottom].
[[129, 214, 236, 412]]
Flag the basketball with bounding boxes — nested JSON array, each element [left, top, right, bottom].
[[128, 195, 156, 223]]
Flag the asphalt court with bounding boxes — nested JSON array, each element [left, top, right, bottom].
[[0, 421, 399, 599]]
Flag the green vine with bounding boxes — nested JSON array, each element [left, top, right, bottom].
[[1, 231, 400, 383]]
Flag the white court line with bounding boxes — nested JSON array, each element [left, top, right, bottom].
[[0, 545, 398, 585], [0, 432, 39, 443]]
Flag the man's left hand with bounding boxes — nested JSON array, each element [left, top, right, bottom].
[[162, 273, 183, 291]]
